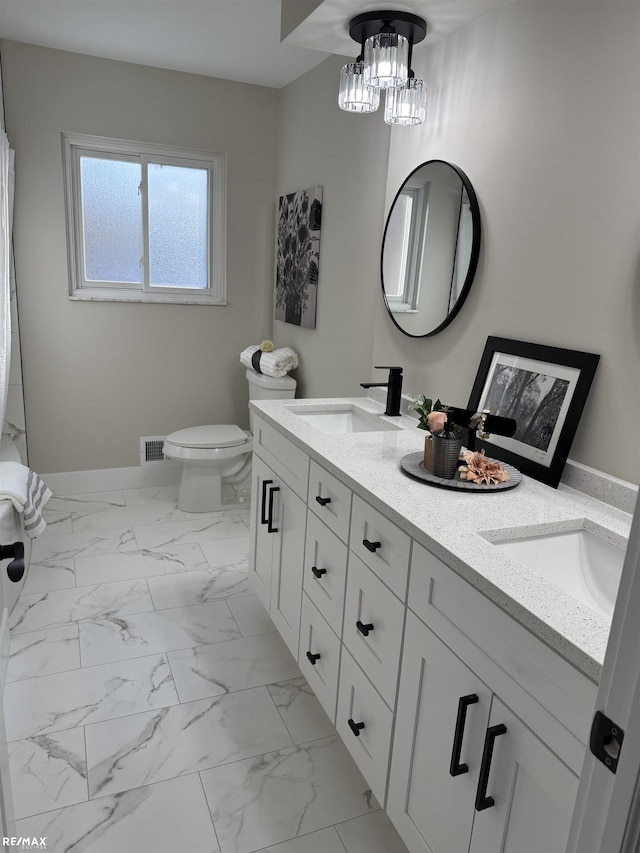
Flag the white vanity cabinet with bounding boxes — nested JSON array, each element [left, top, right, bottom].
[[297, 461, 352, 720], [248, 418, 309, 659], [388, 612, 579, 853], [248, 409, 601, 853], [335, 499, 411, 804], [387, 543, 595, 853]]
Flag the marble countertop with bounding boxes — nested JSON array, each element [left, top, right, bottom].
[[251, 396, 634, 681]]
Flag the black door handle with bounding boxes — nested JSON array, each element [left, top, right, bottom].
[[449, 694, 479, 777], [315, 495, 331, 507], [267, 485, 280, 534], [363, 539, 381, 553], [348, 718, 365, 737], [306, 651, 321, 666], [475, 723, 507, 811], [0, 542, 25, 583], [356, 620, 374, 637], [260, 479, 273, 525], [311, 566, 327, 578]]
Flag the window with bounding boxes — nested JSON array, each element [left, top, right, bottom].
[[384, 178, 428, 314], [62, 134, 226, 304]]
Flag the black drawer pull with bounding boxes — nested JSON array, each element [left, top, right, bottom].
[[475, 723, 507, 811], [311, 566, 327, 578], [260, 479, 273, 525], [267, 485, 279, 534], [348, 718, 365, 737], [449, 694, 479, 777], [356, 620, 374, 637], [363, 539, 381, 553], [315, 495, 331, 507], [306, 651, 321, 666]]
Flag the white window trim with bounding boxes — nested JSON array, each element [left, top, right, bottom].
[[61, 133, 227, 305], [388, 179, 429, 315]]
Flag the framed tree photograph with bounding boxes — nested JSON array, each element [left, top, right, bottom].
[[467, 337, 600, 487], [275, 186, 322, 328]]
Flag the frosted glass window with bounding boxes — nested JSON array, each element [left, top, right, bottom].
[[80, 157, 142, 283], [62, 133, 226, 304], [148, 164, 208, 289]]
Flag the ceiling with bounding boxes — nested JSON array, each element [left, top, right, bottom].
[[0, 0, 514, 89]]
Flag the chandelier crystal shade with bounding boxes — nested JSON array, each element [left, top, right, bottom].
[[384, 77, 427, 125], [338, 62, 381, 113], [363, 32, 409, 89], [337, 11, 428, 125]]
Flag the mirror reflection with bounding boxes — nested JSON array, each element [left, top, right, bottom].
[[381, 160, 481, 338]]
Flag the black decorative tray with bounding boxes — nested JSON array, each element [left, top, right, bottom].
[[400, 451, 522, 492]]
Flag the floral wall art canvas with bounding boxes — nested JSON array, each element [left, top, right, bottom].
[[275, 186, 322, 328]]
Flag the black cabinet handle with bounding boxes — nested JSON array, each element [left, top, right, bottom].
[[306, 651, 321, 666], [315, 495, 331, 507], [475, 723, 507, 811], [348, 718, 365, 737], [449, 694, 479, 777], [311, 566, 327, 579], [260, 479, 273, 525], [356, 620, 374, 637], [0, 542, 25, 583], [267, 485, 280, 534], [363, 539, 381, 553]]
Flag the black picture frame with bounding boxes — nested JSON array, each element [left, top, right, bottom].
[[467, 337, 600, 488]]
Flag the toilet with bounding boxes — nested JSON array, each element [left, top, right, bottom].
[[163, 368, 297, 512]]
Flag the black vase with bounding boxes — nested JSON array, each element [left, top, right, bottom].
[[285, 295, 302, 325]]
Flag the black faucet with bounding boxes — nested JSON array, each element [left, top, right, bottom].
[[360, 366, 403, 416]]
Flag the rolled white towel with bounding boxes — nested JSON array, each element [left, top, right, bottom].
[[0, 462, 52, 537], [240, 345, 298, 378]]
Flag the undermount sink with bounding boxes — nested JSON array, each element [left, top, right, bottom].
[[293, 408, 402, 435], [490, 527, 626, 618]]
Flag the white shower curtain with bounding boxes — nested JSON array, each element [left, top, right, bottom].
[[0, 131, 14, 430]]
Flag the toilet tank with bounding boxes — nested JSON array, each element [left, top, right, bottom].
[[246, 368, 296, 433]]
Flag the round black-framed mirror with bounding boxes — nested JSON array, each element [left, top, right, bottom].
[[381, 160, 481, 338]]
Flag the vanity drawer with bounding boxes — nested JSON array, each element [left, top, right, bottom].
[[308, 460, 352, 543], [343, 553, 405, 709], [336, 647, 394, 807], [303, 510, 348, 636], [252, 415, 309, 500], [349, 495, 411, 600], [299, 593, 341, 722]]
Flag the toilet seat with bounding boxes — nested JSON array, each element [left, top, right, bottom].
[[166, 424, 248, 449], [163, 425, 252, 463]]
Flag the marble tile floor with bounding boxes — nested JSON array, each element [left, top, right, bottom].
[[4, 485, 409, 853]]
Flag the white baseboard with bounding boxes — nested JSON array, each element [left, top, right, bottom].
[[43, 463, 181, 495]]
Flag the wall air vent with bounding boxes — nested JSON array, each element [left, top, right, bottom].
[[140, 436, 168, 465]]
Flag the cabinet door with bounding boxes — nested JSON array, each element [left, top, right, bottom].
[[343, 553, 405, 709], [336, 648, 394, 808], [269, 478, 306, 659], [469, 698, 579, 853], [248, 455, 276, 611], [387, 612, 491, 853], [298, 593, 341, 722], [303, 510, 348, 636]]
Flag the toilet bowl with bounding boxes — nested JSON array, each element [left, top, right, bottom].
[[163, 368, 297, 512]]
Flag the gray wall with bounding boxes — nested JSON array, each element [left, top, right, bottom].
[[2, 41, 278, 473], [274, 55, 391, 399], [278, 1, 640, 484]]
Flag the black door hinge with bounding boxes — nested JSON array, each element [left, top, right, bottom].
[[590, 710, 624, 774]]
